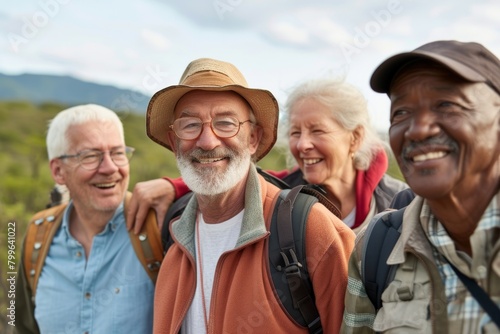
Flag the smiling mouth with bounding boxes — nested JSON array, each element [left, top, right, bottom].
[[94, 182, 116, 189], [411, 151, 447, 162], [303, 158, 322, 165], [196, 157, 226, 164]]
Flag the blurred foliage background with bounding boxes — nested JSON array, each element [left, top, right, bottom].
[[0, 100, 403, 332]]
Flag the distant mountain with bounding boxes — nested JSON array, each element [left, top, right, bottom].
[[0, 73, 151, 113]]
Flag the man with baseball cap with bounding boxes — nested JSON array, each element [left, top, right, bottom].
[[342, 40, 500, 332], [148, 58, 355, 333]]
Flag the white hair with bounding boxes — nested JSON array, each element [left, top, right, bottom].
[[46, 104, 124, 160], [280, 78, 388, 170]]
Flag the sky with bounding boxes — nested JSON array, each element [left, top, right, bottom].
[[1, 0, 499, 132]]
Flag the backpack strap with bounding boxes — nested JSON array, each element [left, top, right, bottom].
[[24, 193, 163, 301], [256, 166, 292, 189], [23, 203, 67, 301], [161, 191, 194, 252], [362, 207, 405, 310], [124, 192, 163, 284], [447, 260, 500, 329], [269, 185, 323, 334], [299, 185, 341, 219]]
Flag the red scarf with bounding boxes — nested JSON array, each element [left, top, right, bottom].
[[352, 149, 388, 229]]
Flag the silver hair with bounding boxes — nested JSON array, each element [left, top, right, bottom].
[[279, 78, 388, 170], [46, 104, 124, 160]]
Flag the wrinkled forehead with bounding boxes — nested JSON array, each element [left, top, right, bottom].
[[389, 59, 468, 93], [174, 90, 253, 117], [66, 121, 124, 149]]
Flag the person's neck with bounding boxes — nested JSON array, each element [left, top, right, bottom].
[[69, 205, 115, 258], [196, 180, 247, 224], [428, 179, 499, 256], [322, 167, 357, 218]]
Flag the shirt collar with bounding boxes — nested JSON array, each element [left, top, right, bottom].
[[423, 193, 500, 275], [61, 200, 125, 241]]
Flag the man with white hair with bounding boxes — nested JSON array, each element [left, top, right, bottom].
[[147, 58, 355, 333], [16, 104, 156, 334]]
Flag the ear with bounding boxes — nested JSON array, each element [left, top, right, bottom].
[[350, 125, 365, 152], [248, 124, 263, 156], [167, 131, 178, 154], [50, 159, 66, 185]]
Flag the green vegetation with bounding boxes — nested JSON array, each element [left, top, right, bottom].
[[0, 100, 403, 332]]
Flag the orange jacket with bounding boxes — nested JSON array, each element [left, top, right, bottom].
[[153, 166, 355, 333]]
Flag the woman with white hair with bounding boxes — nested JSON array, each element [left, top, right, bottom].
[[275, 78, 408, 231]]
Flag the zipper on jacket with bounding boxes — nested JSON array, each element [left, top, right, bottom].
[[171, 240, 198, 334]]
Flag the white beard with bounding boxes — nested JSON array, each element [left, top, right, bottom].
[[176, 147, 251, 196]]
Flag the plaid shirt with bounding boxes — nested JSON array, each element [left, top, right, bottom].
[[423, 194, 500, 333], [341, 193, 500, 334]]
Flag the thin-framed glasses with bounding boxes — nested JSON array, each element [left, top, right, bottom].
[[58, 146, 135, 170], [169, 116, 253, 140]]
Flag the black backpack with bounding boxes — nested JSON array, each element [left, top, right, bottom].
[[162, 168, 341, 334], [361, 207, 405, 310], [361, 188, 415, 310]]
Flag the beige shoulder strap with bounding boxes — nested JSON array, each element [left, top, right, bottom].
[[124, 192, 164, 284], [24, 204, 67, 299]]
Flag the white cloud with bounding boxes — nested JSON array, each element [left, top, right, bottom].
[[429, 5, 453, 17], [471, 1, 500, 22], [141, 28, 171, 50], [386, 16, 413, 36], [430, 21, 498, 47], [300, 9, 352, 45], [267, 19, 310, 46]]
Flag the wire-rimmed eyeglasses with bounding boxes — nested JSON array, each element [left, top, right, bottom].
[[57, 146, 135, 170], [169, 116, 253, 140]]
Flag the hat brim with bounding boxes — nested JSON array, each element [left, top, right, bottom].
[[146, 85, 279, 162], [370, 50, 488, 94]]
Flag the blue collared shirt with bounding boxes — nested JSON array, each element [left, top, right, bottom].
[[34, 201, 154, 334]]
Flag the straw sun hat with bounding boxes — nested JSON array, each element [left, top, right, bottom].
[[146, 58, 279, 161]]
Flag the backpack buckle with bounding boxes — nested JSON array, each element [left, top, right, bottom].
[[396, 285, 414, 301], [280, 249, 303, 272]]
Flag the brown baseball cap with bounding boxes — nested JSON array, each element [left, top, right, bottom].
[[146, 58, 279, 162], [370, 40, 500, 96]]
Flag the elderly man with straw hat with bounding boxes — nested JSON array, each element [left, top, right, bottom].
[[146, 58, 355, 334]]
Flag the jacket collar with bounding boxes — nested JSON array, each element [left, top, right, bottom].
[[237, 164, 269, 247], [171, 164, 270, 256]]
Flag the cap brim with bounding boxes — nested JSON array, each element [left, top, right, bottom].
[[146, 85, 279, 162], [370, 50, 487, 94]]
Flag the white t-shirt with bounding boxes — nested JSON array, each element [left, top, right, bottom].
[[181, 210, 243, 334], [343, 207, 356, 228]]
